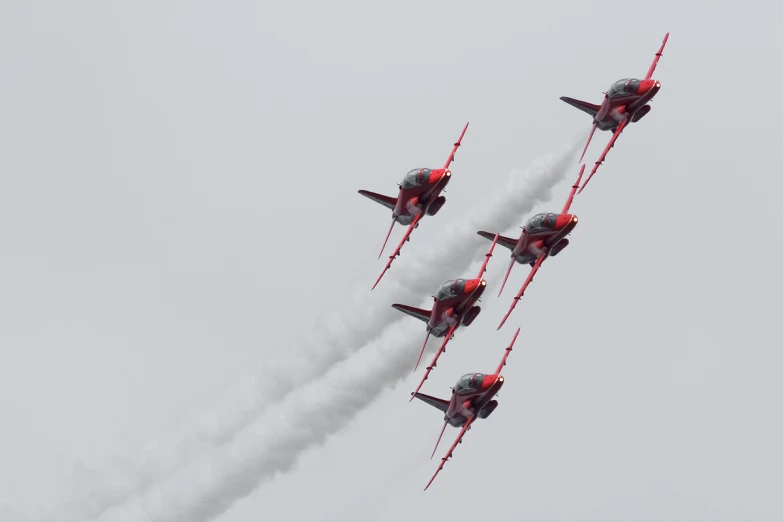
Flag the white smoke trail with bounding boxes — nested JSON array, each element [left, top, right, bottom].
[[53, 137, 582, 522], [90, 311, 522, 521]]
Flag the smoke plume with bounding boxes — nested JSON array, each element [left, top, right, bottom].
[[56, 138, 582, 522], [91, 317, 521, 522]]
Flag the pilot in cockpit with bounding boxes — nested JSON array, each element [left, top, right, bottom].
[[525, 212, 558, 233], [435, 279, 466, 301], [401, 168, 432, 189], [455, 373, 485, 394], [607, 78, 641, 98]]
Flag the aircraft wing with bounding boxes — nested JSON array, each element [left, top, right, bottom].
[[424, 414, 475, 491], [561, 164, 586, 214], [474, 233, 498, 280], [443, 122, 470, 170], [410, 322, 459, 400], [371, 212, 424, 290], [495, 327, 520, 374], [577, 118, 627, 195], [497, 253, 547, 330], [579, 121, 598, 163], [645, 32, 670, 80]]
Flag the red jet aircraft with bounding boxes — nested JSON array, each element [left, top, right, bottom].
[[561, 32, 669, 194], [392, 234, 499, 399], [478, 165, 585, 330], [412, 327, 520, 491], [358, 123, 470, 290]]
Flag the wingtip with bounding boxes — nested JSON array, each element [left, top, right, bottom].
[[371, 270, 387, 290], [497, 314, 509, 330]]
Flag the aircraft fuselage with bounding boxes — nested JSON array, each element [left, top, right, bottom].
[[393, 168, 451, 225], [444, 373, 505, 427]]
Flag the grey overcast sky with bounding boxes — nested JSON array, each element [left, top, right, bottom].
[[1, 1, 782, 521]]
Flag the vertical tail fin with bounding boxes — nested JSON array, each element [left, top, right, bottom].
[[411, 391, 450, 413], [358, 189, 398, 211], [391, 304, 432, 323], [559, 97, 601, 118]]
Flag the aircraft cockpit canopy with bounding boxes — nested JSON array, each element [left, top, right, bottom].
[[607, 78, 641, 98], [526, 212, 558, 233], [401, 168, 432, 189], [436, 279, 466, 301], [455, 373, 486, 394]]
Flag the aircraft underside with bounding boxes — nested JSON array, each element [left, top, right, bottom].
[[429, 321, 451, 337], [396, 212, 419, 226], [597, 120, 617, 131], [515, 252, 538, 265], [447, 412, 470, 427]]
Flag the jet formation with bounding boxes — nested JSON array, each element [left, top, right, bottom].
[[357, 33, 669, 491]]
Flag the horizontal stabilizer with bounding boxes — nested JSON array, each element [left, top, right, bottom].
[[392, 304, 431, 323], [477, 231, 517, 252], [358, 189, 397, 211], [412, 392, 450, 412], [560, 96, 601, 118]]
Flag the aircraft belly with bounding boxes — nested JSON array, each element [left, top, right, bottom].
[[544, 227, 572, 248], [430, 322, 450, 337], [448, 414, 469, 427], [597, 120, 615, 131], [396, 214, 416, 226], [598, 100, 629, 129], [516, 252, 537, 264], [431, 314, 458, 337]]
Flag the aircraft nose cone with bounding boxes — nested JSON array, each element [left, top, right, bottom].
[[428, 169, 449, 184], [481, 374, 500, 389], [637, 79, 659, 95], [463, 278, 485, 294], [555, 213, 577, 229]]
